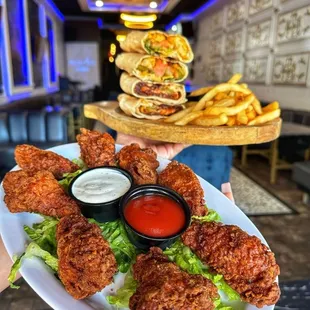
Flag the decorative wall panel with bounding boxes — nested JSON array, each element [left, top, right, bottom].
[[209, 37, 222, 58], [227, 0, 246, 25], [277, 5, 310, 43], [210, 10, 224, 31], [223, 60, 243, 80], [206, 63, 222, 81], [247, 20, 271, 49], [225, 30, 243, 54], [249, 0, 273, 15], [273, 53, 309, 85], [244, 58, 267, 82]]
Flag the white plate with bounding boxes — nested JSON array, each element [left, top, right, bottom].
[[0, 143, 276, 310]]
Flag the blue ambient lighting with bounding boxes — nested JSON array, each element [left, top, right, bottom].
[[165, 0, 217, 31], [45, 0, 64, 22], [47, 17, 56, 84], [88, 0, 168, 12], [97, 18, 104, 29]]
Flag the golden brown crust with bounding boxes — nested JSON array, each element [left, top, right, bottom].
[[3, 170, 80, 217], [130, 247, 218, 310], [15, 144, 79, 180], [116, 143, 159, 185], [158, 161, 207, 216], [182, 221, 281, 308], [76, 128, 116, 168], [57, 215, 117, 299]]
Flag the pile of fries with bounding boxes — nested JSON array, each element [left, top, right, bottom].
[[164, 74, 281, 127]]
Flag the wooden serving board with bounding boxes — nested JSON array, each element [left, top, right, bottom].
[[84, 101, 282, 145]]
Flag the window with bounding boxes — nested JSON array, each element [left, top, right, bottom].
[[47, 17, 56, 84], [6, 0, 29, 87], [28, 0, 43, 88]]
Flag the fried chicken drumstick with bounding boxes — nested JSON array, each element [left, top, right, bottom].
[[158, 161, 207, 216], [130, 247, 218, 310], [76, 128, 115, 168], [116, 143, 159, 185], [15, 144, 79, 179], [182, 221, 281, 308], [3, 170, 80, 217], [57, 215, 117, 299]]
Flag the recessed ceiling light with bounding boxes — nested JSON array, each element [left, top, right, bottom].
[[95, 0, 104, 8], [149, 1, 158, 9], [172, 25, 177, 31]]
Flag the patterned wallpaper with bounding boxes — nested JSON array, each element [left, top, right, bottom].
[[195, 0, 310, 89]]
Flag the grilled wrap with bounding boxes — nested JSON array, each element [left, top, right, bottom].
[[115, 53, 188, 83], [120, 31, 194, 63], [118, 93, 184, 120], [120, 73, 187, 104]]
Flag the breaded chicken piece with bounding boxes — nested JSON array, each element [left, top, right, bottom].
[[130, 247, 218, 310], [3, 170, 80, 217], [182, 221, 281, 308], [116, 143, 159, 185], [15, 144, 79, 180], [57, 215, 117, 299], [76, 128, 115, 168], [158, 161, 207, 216]]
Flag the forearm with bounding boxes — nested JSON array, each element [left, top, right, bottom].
[[0, 237, 20, 293]]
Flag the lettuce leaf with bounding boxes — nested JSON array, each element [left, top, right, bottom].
[[107, 271, 137, 308], [192, 208, 222, 222], [72, 158, 87, 170], [89, 219, 137, 273], [58, 169, 82, 192], [8, 242, 58, 289]]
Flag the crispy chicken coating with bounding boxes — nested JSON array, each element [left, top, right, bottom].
[[130, 247, 218, 310], [57, 215, 117, 299], [116, 143, 159, 185], [76, 128, 116, 168], [3, 170, 80, 217], [158, 161, 207, 216], [182, 221, 281, 308], [15, 144, 79, 180]]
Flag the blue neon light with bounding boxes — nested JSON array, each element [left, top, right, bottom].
[[97, 18, 104, 29], [88, 0, 169, 12], [165, 0, 217, 31], [47, 17, 56, 84], [45, 0, 64, 22]]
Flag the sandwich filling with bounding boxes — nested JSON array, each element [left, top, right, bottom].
[[139, 104, 183, 116], [137, 58, 185, 82], [144, 32, 191, 62], [134, 82, 183, 101]]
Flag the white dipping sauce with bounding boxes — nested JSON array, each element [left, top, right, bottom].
[[72, 168, 131, 204]]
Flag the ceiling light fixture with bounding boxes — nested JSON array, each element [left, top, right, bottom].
[[120, 13, 157, 23], [95, 0, 104, 8], [124, 21, 154, 30], [116, 35, 126, 42], [171, 25, 177, 31], [149, 1, 158, 9]]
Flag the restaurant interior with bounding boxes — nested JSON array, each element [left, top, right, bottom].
[[0, 0, 309, 309]]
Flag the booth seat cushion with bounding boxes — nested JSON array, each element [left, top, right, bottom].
[[292, 162, 310, 193]]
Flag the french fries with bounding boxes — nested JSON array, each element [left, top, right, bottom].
[[191, 114, 228, 126], [248, 109, 281, 126], [262, 101, 279, 113], [175, 111, 204, 126], [165, 73, 281, 127]]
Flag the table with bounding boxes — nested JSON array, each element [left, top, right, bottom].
[[241, 122, 310, 184]]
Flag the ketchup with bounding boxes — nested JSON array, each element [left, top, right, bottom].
[[124, 195, 185, 238]]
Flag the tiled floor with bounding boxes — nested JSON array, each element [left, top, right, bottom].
[[1, 155, 309, 309]]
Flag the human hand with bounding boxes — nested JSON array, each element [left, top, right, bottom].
[[116, 132, 190, 160], [221, 182, 235, 203]]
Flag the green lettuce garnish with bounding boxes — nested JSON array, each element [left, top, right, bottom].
[[107, 271, 137, 307], [89, 219, 137, 273], [8, 242, 58, 289], [192, 208, 222, 222]]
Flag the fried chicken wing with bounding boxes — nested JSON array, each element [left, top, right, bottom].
[[3, 170, 80, 217], [57, 215, 117, 299], [182, 221, 281, 308], [130, 247, 218, 310], [76, 128, 115, 168], [15, 144, 79, 179], [116, 143, 159, 185], [158, 161, 207, 216]]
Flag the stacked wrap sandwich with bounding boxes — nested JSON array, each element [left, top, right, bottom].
[[116, 31, 194, 120]]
